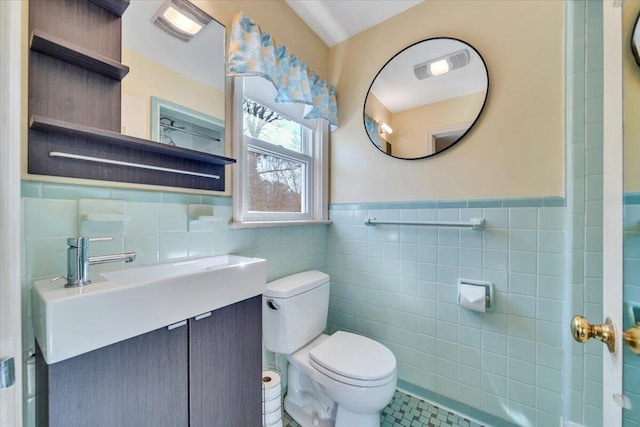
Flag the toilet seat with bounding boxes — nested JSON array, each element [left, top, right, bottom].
[[309, 331, 396, 388]]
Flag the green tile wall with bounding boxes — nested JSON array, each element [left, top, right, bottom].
[[21, 181, 329, 419], [624, 201, 640, 427], [325, 1, 604, 426], [326, 203, 567, 426]]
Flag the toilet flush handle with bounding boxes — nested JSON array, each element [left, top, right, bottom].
[[266, 299, 280, 310]]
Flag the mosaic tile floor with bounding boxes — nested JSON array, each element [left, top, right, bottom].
[[281, 390, 485, 427]]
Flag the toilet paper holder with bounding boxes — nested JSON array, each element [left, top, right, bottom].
[[457, 279, 494, 312]]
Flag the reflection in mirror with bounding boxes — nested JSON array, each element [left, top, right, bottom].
[[151, 96, 225, 156], [627, 5, 640, 199], [121, 0, 225, 155], [632, 11, 640, 67], [364, 38, 488, 160], [364, 114, 392, 155]]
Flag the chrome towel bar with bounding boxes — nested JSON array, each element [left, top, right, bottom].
[[364, 217, 484, 230], [49, 151, 220, 179]]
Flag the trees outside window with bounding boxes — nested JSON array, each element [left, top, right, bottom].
[[232, 78, 328, 226], [242, 98, 310, 215]]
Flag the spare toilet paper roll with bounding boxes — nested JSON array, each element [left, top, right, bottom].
[[263, 395, 281, 413], [262, 370, 282, 401], [459, 284, 487, 312], [263, 407, 282, 425], [266, 418, 283, 427]]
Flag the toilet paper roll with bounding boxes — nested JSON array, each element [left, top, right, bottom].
[[262, 383, 281, 401], [266, 418, 283, 427], [459, 284, 487, 312], [262, 370, 281, 389], [263, 407, 282, 425], [262, 370, 282, 401], [262, 395, 281, 413]]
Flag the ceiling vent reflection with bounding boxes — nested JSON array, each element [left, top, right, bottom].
[[413, 49, 470, 79]]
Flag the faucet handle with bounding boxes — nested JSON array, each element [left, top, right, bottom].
[[88, 237, 113, 243]]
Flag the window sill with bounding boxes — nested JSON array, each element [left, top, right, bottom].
[[229, 220, 332, 229]]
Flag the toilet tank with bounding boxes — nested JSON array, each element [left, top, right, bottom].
[[262, 270, 330, 354]]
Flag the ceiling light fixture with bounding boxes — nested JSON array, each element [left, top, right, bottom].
[[379, 121, 393, 134], [413, 49, 470, 79], [152, 0, 213, 42]]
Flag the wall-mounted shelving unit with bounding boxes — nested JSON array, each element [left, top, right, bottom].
[[30, 115, 235, 167], [88, 0, 130, 17], [29, 30, 130, 80], [28, 0, 234, 192]]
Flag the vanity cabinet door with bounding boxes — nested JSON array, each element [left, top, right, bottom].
[[188, 295, 262, 427], [38, 325, 189, 427]]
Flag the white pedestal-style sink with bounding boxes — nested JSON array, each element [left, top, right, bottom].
[[32, 255, 267, 364]]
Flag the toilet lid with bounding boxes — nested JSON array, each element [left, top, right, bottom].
[[309, 331, 396, 382]]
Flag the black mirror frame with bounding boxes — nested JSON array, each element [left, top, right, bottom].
[[632, 11, 640, 68], [363, 37, 490, 160]]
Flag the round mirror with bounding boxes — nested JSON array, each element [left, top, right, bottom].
[[364, 37, 489, 159]]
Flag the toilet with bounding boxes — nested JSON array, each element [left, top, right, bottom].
[[263, 270, 397, 427]]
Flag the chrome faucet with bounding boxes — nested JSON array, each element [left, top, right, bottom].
[[63, 237, 136, 287]]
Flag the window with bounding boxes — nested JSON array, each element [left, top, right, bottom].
[[232, 78, 329, 226]]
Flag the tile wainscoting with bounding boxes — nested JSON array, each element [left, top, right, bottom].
[[326, 199, 572, 426]]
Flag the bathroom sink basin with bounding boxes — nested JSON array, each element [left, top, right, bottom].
[[32, 255, 266, 364]]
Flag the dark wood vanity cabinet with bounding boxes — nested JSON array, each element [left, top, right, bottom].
[[189, 295, 262, 427], [37, 323, 189, 427], [36, 296, 262, 427]]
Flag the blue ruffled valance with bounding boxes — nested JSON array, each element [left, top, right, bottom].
[[227, 12, 338, 130]]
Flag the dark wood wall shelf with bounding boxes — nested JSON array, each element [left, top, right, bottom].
[[30, 115, 236, 166], [28, 0, 234, 192], [88, 0, 130, 17], [30, 30, 129, 81]]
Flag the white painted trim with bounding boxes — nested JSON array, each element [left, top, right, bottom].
[[232, 77, 330, 225], [602, 1, 623, 425], [231, 78, 245, 225], [426, 122, 471, 155], [0, 0, 23, 425], [314, 119, 329, 222], [229, 220, 331, 229]]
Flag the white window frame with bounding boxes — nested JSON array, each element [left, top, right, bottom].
[[231, 77, 329, 228]]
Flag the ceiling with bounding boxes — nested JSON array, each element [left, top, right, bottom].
[[285, 0, 424, 47]]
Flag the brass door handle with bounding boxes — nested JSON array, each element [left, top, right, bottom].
[[571, 315, 616, 354], [624, 325, 640, 354]]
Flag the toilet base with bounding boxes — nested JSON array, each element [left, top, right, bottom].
[[335, 406, 380, 427], [284, 361, 337, 427], [284, 395, 335, 427]]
